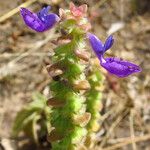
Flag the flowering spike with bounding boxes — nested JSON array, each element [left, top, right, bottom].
[[15, 3, 104, 150], [103, 35, 114, 51], [20, 6, 60, 32], [88, 33, 141, 77]]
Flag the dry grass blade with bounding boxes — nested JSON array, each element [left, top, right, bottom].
[[11, 30, 58, 64], [0, 0, 38, 23], [0, 52, 50, 58], [102, 134, 150, 150], [0, 62, 27, 80], [130, 110, 137, 150], [0, 30, 59, 80], [100, 110, 129, 148]]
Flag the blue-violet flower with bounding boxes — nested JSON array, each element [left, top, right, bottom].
[[20, 6, 60, 32], [88, 33, 141, 77]]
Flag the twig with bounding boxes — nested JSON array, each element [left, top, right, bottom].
[[0, 52, 52, 58], [102, 134, 150, 150], [11, 30, 58, 63], [0, 0, 38, 23], [100, 110, 129, 148], [130, 109, 137, 150], [99, 106, 118, 122], [0, 30, 59, 80]]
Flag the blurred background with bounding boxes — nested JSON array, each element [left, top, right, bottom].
[[0, 0, 149, 149]]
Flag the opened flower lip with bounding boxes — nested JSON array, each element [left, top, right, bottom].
[[20, 6, 60, 32], [88, 33, 141, 77], [101, 57, 141, 77]]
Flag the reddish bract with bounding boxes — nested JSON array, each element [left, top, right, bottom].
[[69, 2, 87, 18]]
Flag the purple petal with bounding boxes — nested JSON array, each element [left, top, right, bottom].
[[39, 6, 51, 16], [20, 7, 59, 32], [37, 6, 51, 21], [103, 35, 114, 52], [20, 8, 45, 32], [100, 57, 142, 77], [43, 13, 60, 27], [87, 33, 104, 56]]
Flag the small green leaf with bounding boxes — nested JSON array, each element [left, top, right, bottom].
[[12, 110, 37, 137], [12, 92, 49, 138]]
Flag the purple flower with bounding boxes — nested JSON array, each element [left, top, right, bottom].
[[87, 33, 141, 77], [20, 6, 60, 32]]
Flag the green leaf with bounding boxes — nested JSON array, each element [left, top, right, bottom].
[[23, 114, 41, 144], [12, 109, 37, 137], [12, 92, 48, 137]]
